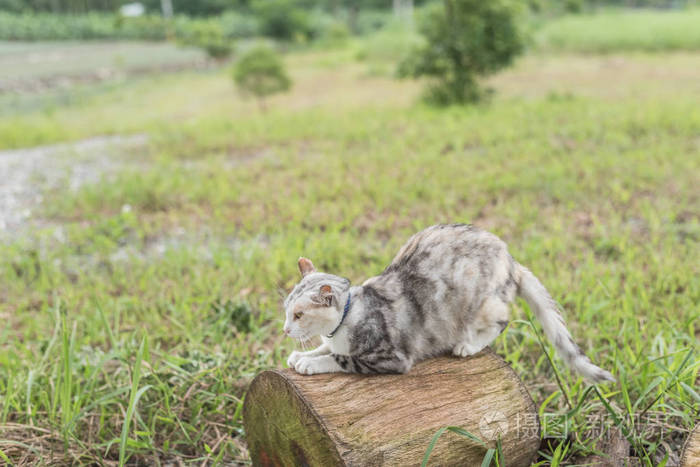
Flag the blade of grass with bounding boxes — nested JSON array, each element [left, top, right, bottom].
[[118, 336, 151, 467], [445, 426, 486, 446], [481, 448, 496, 467], [97, 304, 117, 350], [421, 427, 448, 467], [521, 315, 572, 410], [1, 373, 11, 423], [0, 448, 12, 466], [680, 382, 700, 403], [422, 426, 486, 466], [496, 437, 505, 467], [60, 315, 76, 448], [593, 384, 650, 463], [639, 348, 694, 418]]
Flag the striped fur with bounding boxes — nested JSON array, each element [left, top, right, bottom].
[[284, 224, 614, 382]]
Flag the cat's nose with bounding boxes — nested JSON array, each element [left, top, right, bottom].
[[283, 327, 290, 335]]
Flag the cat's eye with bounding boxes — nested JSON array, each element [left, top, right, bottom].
[[293, 311, 303, 320]]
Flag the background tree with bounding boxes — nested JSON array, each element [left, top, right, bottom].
[[233, 46, 292, 110], [177, 21, 234, 60], [251, 0, 312, 41], [399, 0, 524, 105]]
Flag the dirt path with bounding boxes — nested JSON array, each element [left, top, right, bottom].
[[0, 41, 209, 94], [0, 134, 148, 234]]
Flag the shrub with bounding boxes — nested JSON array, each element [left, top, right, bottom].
[[177, 21, 234, 60], [232, 46, 292, 110], [219, 11, 261, 39], [251, 0, 312, 41], [308, 11, 351, 46], [320, 20, 350, 44], [398, 0, 524, 105], [354, 9, 393, 35]]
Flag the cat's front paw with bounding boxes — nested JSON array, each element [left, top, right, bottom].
[[287, 351, 303, 368], [295, 356, 324, 375], [453, 342, 484, 357]]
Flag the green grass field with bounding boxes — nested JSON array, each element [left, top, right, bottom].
[[535, 8, 700, 53], [0, 19, 699, 467]]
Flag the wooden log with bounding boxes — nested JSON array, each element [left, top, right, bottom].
[[681, 423, 700, 467], [243, 348, 539, 466]]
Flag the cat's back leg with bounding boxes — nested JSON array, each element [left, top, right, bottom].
[[452, 238, 516, 357], [453, 295, 509, 357]]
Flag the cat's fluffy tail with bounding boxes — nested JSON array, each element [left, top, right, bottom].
[[516, 264, 615, 383]]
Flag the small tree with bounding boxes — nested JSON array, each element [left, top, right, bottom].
[[399, 0, 524, 105], [233, 46, 292, 111], [178, 22, 234, 61]]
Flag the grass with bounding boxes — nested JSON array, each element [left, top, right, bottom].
[[0, 33, 699, 466], [535, 8, 700, 53]]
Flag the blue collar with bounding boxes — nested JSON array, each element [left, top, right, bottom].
[[327, 292, 351, 338]]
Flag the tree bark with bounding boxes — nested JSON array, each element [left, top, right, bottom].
[[243, 348, 539, 466], [681, 423, 700, 467]]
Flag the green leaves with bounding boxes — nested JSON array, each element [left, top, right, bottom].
[[233, 45, 292, 108], [177, 21, 234, 60], [399, 0, 524, 105]]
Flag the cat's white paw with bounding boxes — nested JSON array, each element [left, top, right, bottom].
[[453, 342, 483, 357], [287, 351, 303, 368], [295, 356, 324, 375]]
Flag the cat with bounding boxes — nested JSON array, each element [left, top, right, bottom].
[[283, 223, 615, 382]]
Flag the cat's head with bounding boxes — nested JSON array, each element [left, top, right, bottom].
[[283, 257, 350, 340]]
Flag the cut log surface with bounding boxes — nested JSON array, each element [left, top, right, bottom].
[[243, 349, 539, 466], [681, 423, 700, 467]]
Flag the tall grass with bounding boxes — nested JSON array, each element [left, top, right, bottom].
[[118, 337, 150, 467], [535, 8, 700, 53]]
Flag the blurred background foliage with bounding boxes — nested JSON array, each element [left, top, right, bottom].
[[0, 0, 695, 15], [0, 0, 697, 42]]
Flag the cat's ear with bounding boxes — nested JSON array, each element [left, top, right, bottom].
[[298, 257, 316, 277], [319, 284, 333, 306]]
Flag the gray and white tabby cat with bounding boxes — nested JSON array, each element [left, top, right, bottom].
[[283, 224, 614, 382]]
